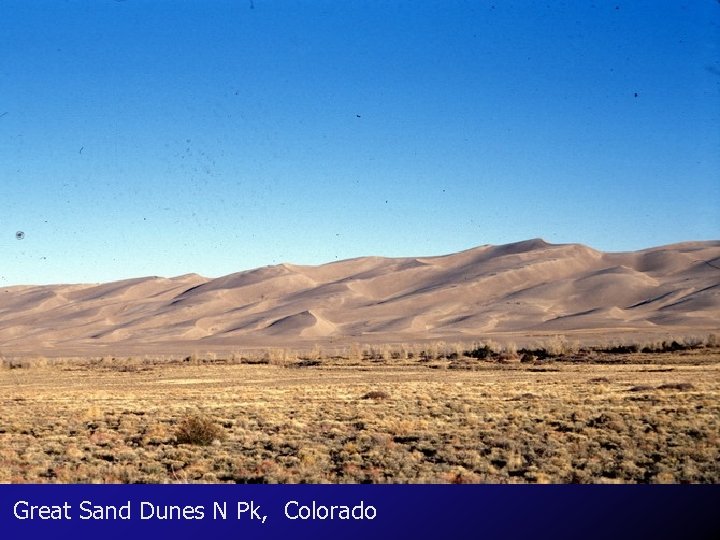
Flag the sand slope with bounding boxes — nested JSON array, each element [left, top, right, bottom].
[[1, 239, 718, 354]]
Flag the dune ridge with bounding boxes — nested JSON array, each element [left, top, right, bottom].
[[1, 239, 718, 354]]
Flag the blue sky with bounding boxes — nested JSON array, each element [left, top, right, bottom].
[[1, 1, 718, 285]]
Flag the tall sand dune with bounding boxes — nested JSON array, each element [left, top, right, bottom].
[[1, 239, 718, 354]]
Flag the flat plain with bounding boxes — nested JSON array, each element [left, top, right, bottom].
[[1, 348, 718, 484]]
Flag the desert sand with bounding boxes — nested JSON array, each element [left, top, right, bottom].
[[1, 239, 718, 356]]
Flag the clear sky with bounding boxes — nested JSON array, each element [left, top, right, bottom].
[[1, 1, 718, 285]]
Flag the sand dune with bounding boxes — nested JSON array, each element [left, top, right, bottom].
[[1, 239, 718, 355], [262, 310, 337, 337]]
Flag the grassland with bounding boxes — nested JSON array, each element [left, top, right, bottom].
[[1, 347, 718, 483]]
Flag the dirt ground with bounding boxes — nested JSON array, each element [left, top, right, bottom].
[[1, 351, 718, 483]]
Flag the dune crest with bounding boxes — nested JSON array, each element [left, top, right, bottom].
[[1, 239, 718, 354]]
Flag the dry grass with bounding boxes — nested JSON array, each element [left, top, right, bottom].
[[362, 390, 391, 400], [0, 349, 718, 484], [175, 415, 226, 446]]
